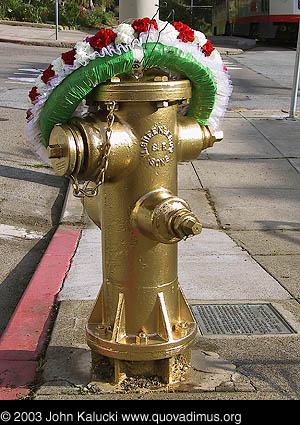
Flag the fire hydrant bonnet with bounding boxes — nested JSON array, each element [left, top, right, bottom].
[[25, 19, 232, 163]]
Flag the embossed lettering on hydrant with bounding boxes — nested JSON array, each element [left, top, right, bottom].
[[140, 125, 174, 167]]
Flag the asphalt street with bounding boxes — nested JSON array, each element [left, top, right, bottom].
[[0, 43, 68, 337]]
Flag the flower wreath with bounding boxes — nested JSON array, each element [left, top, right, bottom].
[[26, 18, 232, 163]]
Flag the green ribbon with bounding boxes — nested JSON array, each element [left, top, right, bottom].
[[39, 43, 217, 147], [143, 43, 217, 125]]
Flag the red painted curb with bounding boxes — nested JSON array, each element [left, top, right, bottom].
[[0, 227, 81, 399], [0, 361, 37, 400]]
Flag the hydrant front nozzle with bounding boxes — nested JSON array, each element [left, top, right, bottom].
[[132, 188, 202, 244]]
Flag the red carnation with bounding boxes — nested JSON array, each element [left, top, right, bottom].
[[132, 18, 158, 34], [26, 109, 33, 120], [89, 29, 117, 51], [62, 48, 76, 65], [201, 40, 215, 56], [173, 21, 194, 43], [41, 65, 55, 84], [28, 86, 39, 103]]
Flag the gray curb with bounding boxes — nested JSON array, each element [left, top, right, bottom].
[[0, 37, 75, 48], [0, 19, 64, 30]]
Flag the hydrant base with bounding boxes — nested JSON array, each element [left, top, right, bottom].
[[86, 284, 198, 362], [91, 348, 192, 385]]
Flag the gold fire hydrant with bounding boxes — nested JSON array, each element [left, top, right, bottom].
[[47, 71, 222, 384]]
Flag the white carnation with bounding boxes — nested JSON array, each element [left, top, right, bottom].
[[209, 49, 222, 63], [157, 20, 179, 44], [115, 23, 135, 45], [35, 75, 47, 93], [194, 30, 207, 47], [51, 56, 65, 73], [132, 44, 144, 63], [75, 41, 95, 65], [139, 28, 159, 44]]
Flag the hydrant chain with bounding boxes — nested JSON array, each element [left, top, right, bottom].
[[69, 101, 116, 198], [96, 101, 116, 186]]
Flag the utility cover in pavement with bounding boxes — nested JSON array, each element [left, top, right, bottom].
[[191, 304, 295, 335]]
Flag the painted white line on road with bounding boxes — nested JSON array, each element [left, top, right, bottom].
[[8, 77, 36, 82], [0, 224, 44, 240], [223, 61, 243, 70], [6, 81, 33, 85], [18, 68, 43, 73], [14, 72, 38, 76], [7, 68, 43, 85]]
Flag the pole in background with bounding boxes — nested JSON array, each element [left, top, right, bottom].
[[225, 0, 230, 35], [289, 20, 300, 119], [55, 0, 59, 41]]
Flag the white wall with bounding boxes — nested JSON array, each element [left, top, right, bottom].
[[119, 0, 158, 22]]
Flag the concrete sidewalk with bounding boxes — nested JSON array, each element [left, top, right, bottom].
[[0, 21, 97, 48], [1, 110, 297, 401]]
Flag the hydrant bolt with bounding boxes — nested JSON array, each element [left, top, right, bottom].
[[172, 211, 202, 240], [177, 217, 202, 239]]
